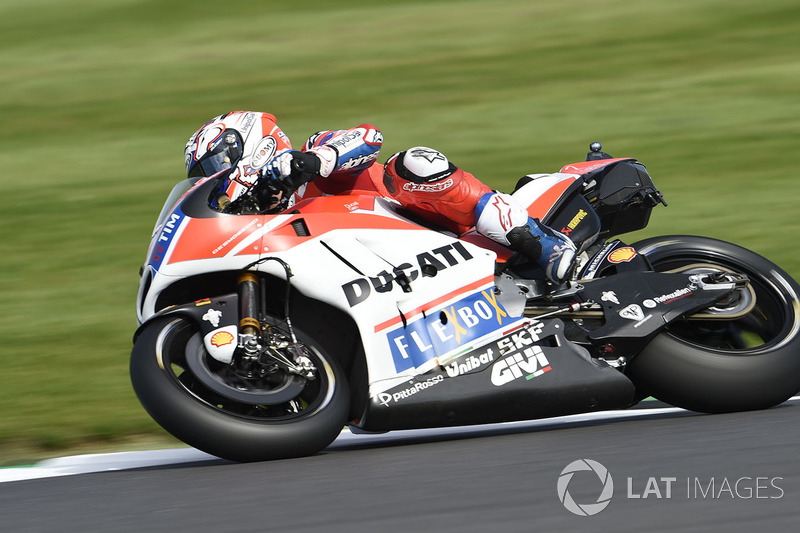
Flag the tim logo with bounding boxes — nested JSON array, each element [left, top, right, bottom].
[[149, 208, 185, 270]]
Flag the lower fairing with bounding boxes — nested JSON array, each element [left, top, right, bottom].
[[356, 319, 636, 432]]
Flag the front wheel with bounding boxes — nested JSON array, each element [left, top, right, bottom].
[[626, 235, 800, 413], [130, 314, 349, 462]]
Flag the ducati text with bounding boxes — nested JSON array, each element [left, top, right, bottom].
[[342, 242, 474, 307]]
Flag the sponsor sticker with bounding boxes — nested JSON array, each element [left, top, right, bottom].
[[250, 136, 278, 169], [601, 291, 620, 305], [375, 375, 445, 406], [582, 241, 618, 278], [651, 287, 695, 305], [202, 308, 223, 328], [402, 177, 454, 193], [608, 247, 637, 263], [619, 304, 645, 321], [387, 289, 516, 373], [496, 350, 550, 385], [619, 304, 653, 328], [408, 147, 447, 164], [339, 152, 378, 170], [342, 242, 474, 307], [561, 209, 588, 236], [239, 112, 256, 134], [444, 346, 496, 378], [149, 209, 185, 270], [490, 323, 553, 386], [210, 331, 235, 348]]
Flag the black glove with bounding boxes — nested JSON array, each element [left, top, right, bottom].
[[263, 150, 321, 195]]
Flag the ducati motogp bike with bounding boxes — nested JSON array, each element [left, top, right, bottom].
[[131, 143, 800, 462]]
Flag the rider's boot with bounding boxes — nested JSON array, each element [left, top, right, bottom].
[[506, 218, 577, 283]]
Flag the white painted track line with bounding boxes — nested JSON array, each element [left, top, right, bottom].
[[3, 397, 798, 483], [0, 406, 689, 483]]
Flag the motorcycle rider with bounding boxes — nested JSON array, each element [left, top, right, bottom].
[[185, 111, 576, 283]]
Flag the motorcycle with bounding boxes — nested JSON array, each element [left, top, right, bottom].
[[131, 142, 800, 462]]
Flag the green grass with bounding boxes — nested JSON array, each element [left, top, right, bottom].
[[2, 0, 800, 462]]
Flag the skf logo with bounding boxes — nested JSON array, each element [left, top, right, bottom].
[[342, 242, 474, 307], [608, 247, 637, 263], [491, 323, 552, 386]]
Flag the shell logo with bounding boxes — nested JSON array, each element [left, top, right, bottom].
[[608, 247, 637, 263], [210, 331, 235, 347]]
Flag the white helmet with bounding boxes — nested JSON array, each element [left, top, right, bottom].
[[184, 111, 293, 200]]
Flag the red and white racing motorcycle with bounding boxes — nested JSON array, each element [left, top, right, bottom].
[[131, 143, 800, 462]]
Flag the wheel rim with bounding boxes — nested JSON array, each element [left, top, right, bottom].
[[156, 318, 336, 421], [648, 255, 800, 355]]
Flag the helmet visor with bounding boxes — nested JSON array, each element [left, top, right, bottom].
[[189, 150, 233, 178], [188, 129, 244, 178]]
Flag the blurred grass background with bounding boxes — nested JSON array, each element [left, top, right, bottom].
[[1, 0, 799, 463]]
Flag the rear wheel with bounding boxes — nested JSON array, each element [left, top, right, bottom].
[[130, 314, 349, 462], [626, 235, 800, 413]]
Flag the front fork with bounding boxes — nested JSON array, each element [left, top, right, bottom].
[[238, 272, 262, 358], [236, 271, 317, 379], [233, 272, 273, 377]]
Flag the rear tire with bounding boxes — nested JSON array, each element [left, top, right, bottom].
[[626, 235, 800, 413], [130, 315, 349, 462]]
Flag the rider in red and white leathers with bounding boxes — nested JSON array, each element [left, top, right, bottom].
[[277, 126, 575, 283], [185, 112, 576, 283]]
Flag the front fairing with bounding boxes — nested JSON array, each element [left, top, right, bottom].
[[137, 177, 266, 323], [148, 177, 204, 240], [137, 182, 520, 387]]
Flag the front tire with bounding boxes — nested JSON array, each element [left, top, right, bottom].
[[626, 235, 800, 413], [130, 315, 349, 462]]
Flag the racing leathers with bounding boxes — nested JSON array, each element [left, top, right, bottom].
[[263, 124, 576, 283]]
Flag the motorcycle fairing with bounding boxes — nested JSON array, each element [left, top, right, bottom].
[[137, 185, 427, 322], [303, 230, 509, 386], [133, 293, 240, 364], [511, 172, 604, 254], [280, 211, 510, 385], [513, 172, 582, 221], [560, 157, 635, 176], [358, 319, 636, 431]]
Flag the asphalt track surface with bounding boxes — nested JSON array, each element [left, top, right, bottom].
[[2, 401, 798, 532]]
